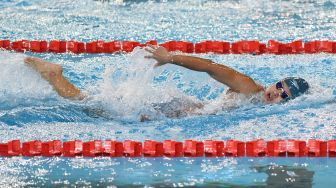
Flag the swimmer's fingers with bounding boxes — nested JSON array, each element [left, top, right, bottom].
[[145, 45, 160, 58], [145, 47, 155, 54], [24, 57, 38, 65], [144, 49, 157, 59], [144, 55, 154, 59], [145, 44, 160, 53], [144, 55, 166, 68], [147, 44, 160, 49], [144, 45, 171, 67]]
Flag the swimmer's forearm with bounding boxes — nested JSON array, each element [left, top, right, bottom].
[[170, 55, 240, 79], [170, 55, 262, 94], [147, 46, 261, 94], [170, 55, 218, 73]]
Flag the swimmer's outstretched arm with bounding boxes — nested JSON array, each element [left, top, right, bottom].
[[145, 45, 263, 95], [24, 57, 85, 100]]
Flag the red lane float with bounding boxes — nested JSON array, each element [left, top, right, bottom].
[[246, 139, 266, 157], [49, 40, 66, 53], [123, 140, 142, 157], [231, 40, 265, 54], [122, 41, 141, 53], [42, 140, 62, 157], [86, 41, 100, 53], [104, 41, 122, 53], [102, 140, 124, 157], [268, 40, 304, 54], [286, 140, 307, 157], [83, 140, 103, 157], [30, 41, 48, 53], [146, 40, 158, 46], [307, 139, 327, 157], [184, 140, 204, 157], [160, 41, 194, 53], [225, 140, 245, 157], [267, 140, 287, 157], [0, 40, 11, 50], [0, 140, 21, 157], [63, 140, 83, 157], [195, 41, 230, 54], [163, 140, 183, 157], [305, 40, 336, 53], [2, 39, 336, 54], [11, 40, 30, 52], [22, 140, 42, 156], [328, 140, 336, 157], [2, 139, 336, 158], [204, 140, 224, 157], [67, 41, 85, 53], [143, 140, 164, 157]]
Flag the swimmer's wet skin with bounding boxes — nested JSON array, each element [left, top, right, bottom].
[[144, 45, 309, 103], [24, 57, 85, 100], [24, 45, 309, 118]]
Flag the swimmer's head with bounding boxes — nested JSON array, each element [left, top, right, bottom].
[[263, 77, 309, 103]]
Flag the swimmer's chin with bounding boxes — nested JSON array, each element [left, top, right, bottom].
[[262, 92, 272, 103]]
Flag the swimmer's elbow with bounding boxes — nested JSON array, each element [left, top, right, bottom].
[[235, 76, 261, 94]]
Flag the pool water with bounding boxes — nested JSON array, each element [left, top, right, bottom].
[[1, 0, 336, 187]]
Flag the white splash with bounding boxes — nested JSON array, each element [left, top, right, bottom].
[[91, 48, 199, 120], [0, 51, 57, 107]]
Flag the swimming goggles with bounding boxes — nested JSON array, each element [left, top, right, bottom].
[[276, 81, 290, 100]]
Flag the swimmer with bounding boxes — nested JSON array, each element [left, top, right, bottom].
[[144, 45, 310, 103], [23, 45, 309, 118]]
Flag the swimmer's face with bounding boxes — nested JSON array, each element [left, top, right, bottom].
[[263, 81, 292, 103]]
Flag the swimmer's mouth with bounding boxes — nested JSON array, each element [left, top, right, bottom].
[[264, 92, 271, 102]]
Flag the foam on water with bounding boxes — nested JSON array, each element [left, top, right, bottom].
[[0, 51, 95, 126], [0, 52, 59, 108], [91, 48, 192, 120], [2, 0, 336, 187]]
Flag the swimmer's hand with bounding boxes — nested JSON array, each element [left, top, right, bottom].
[[145, 45, 173, 68]]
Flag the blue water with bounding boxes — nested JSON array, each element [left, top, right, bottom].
[[1, 0, 336, 187]]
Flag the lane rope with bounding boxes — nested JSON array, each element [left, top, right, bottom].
[[1, 39, 336, 55], [0, 139, 334, 157]]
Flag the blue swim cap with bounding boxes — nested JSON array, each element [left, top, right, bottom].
[[282, 77, 309, 99]]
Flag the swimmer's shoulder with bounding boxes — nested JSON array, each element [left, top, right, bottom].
[[226, 84, 264, 95], [226, 85, 264, 103]]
